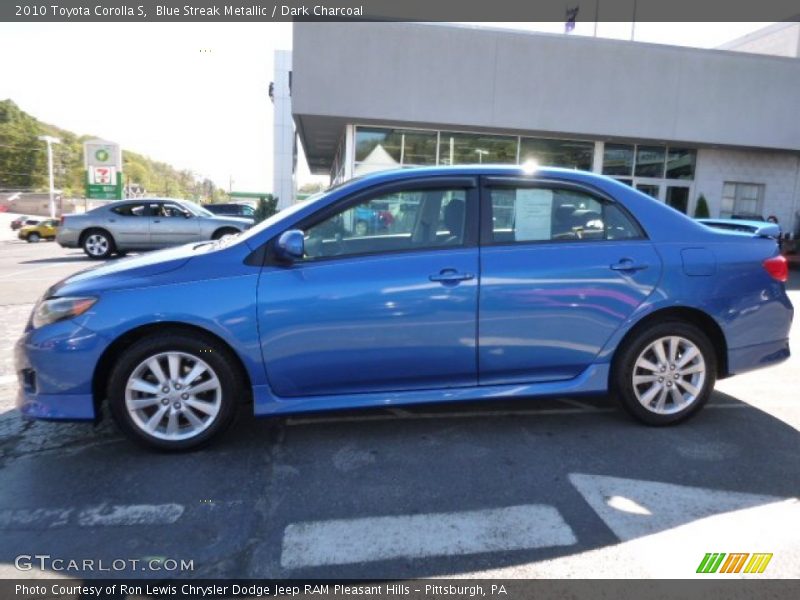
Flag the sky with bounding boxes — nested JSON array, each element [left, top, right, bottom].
[[0, 21, 774, 193]]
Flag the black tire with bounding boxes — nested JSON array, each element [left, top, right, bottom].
[[212, 227, 239, 240], [81, 228, 115, 259], [26, 232, 40, 243], [612, 321, 716, 426], [107, 332, 241, 451]]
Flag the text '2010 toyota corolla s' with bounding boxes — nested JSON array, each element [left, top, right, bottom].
[[15, 167, 793, 450]]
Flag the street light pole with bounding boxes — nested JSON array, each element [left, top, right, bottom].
[[38, 135, 60, 218]]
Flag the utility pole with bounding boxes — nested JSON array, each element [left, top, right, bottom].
[[631, 0, 637, 41], [38, 135, 60, 218]]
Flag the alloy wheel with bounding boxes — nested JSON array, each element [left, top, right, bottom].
[[632, 335, 706, 415], [85, 233, 109, 257], [124, 351, 222, 441]]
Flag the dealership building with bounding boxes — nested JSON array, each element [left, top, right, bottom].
[[273, 21, 800, 233]]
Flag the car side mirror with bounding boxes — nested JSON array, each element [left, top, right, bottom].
[[275, 229, 305, 262], [184, 211, 193, 218]]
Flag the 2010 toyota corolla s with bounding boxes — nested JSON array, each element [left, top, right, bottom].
[[15, 166, 793, 450]]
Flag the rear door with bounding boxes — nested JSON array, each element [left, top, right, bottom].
[[478, 177, 662, 384], [106, 202, 150, 247]]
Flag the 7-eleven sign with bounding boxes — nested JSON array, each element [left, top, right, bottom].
[[90, 166, 115, 185]]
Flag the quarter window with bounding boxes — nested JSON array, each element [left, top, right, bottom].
[[489, 186, 643, 243], [303, 188, 470, 260]]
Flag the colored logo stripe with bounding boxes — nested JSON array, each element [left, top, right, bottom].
[[697, 553, 773, 574], [720, 553, 749, 573], [744, 553, 773, 574], [697, 553, 726, 573]]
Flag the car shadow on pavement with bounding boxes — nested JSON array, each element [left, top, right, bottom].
[[20, 254, 98, 264], [0, 388, 797, 578]]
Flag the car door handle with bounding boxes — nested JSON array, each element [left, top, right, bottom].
[[610, 259, 649, 272], [429, 269, 475, 283], [153, 219, 161, 223]]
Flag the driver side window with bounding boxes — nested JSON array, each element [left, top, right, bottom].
[[303, 188, 468, 260]]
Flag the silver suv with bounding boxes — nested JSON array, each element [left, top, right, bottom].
[[57, 198, 253, 259]]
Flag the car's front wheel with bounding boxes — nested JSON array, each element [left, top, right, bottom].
[[613, 321, 716, 425], [26, 232, 40, 243], [212, 227, 240, 240], [82, 229, 115, 259], [107, 332, 241, 450]]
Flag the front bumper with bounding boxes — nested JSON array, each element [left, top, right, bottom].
[[15, 320, 109, 421]]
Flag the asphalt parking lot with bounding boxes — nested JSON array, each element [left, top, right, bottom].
[[0, 212, 798, 579]]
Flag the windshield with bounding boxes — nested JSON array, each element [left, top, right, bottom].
[[182, 200, 215, 217], [234, 193, 322, 246]]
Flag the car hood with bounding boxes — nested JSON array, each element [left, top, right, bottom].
[[47, 243, 208, 298]]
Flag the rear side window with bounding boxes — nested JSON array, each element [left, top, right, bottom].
[[489, 186, 643, 244]]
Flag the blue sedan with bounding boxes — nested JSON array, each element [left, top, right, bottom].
[[15, 166, 793, 450]]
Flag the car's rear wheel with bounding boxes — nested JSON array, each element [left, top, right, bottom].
[[212, 227, 239, 240], [613, 321, 716, 425], [26, 232, 40, 243], [107, 333, 240, 451], [82, 229, 115, 259]]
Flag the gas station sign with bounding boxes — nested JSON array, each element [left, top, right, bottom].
[[84, 140, 123, 200]]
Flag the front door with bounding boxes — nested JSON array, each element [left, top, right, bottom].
[[478, 178, 662, 384], [258, 180, 480, 397], [149, 202, 202, 246]]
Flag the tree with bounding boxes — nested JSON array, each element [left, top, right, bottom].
[[694, 194, 710, 218], [298, 181, 326, 194], [253, 194, 278, 223]]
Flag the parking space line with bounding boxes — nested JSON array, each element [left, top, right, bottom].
[[0, 503, 185, 530], [280, 504, 576, 569]]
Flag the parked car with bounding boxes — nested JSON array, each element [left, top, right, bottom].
[[10, 215, 37, 230], [202, 203, 256, 220], [16, 166, 792, 450], [56, 198, 253, 259], [18, 218, 59, 242]]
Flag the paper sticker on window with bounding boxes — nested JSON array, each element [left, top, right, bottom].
[[514, 189, 553, 241]]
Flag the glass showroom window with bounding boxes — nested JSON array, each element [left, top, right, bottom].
[[602, 144, 634, 176], [354, 127, 437, 175], [635, 146, 666, 178], [721, 182, 765, 218], [519, 138, 593, 170], [666, 148, 696, 180], [439, 132, 517, 165]]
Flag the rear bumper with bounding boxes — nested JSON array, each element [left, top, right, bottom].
[[56, 229, 80, 248], [727, 338, 790, 376]]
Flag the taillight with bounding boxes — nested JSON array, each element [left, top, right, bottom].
[[59, 216, 65, 226], [763, 255, 788, 282]]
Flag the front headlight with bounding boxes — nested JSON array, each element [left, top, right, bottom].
[[32, 296, 97, 329]]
